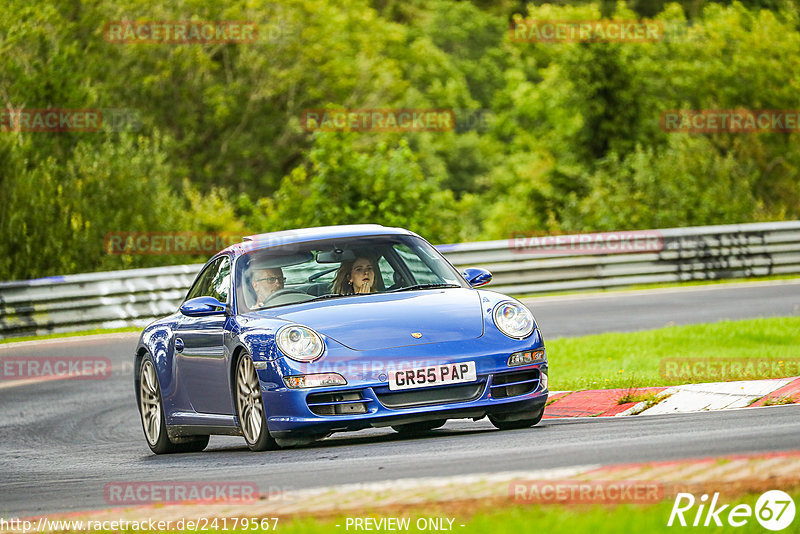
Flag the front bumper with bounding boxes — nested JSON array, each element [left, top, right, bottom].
[[252, 328, 549, 440], [262, 363, 548, 438]]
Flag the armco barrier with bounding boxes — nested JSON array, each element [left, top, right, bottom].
[[1, 221, 799, 338]]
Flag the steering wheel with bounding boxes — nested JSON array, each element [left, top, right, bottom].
[[264, 288, 310, 303]]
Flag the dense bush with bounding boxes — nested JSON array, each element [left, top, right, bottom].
[[1, 0, 798, 280]]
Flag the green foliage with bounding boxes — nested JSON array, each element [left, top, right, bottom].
[[248, 133, 462, 243], [1, 0, 799, 280], [0, 134, 184, 279]]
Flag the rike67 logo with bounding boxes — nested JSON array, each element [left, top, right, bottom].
[[668, 491, 796, 531]]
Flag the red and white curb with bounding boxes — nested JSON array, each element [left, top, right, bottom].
[[621, 378, 797, 416], [545, 376, 800, 419]]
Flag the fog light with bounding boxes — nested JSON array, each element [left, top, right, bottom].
[[284, 373, 347, 389], [541, 371, 548, 390], [508, 350, 546, 367]]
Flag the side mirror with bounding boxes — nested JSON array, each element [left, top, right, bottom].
[[180, 296, 227, 317], [462, 267, 492, 288]]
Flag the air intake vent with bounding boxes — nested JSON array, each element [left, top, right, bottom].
[[306, 390, 370, 416], [490, 369, 540, 399]]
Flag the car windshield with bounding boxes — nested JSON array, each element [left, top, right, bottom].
[[235, 234, 468, 312]]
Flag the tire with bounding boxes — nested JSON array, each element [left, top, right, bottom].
[[138, 355, 209, 454], [235, 352, 277, 452], [391, 419, 446, 434], [489, 406, 544, 431]]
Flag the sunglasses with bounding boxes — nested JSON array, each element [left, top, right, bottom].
[[255, 276, 286, 284]]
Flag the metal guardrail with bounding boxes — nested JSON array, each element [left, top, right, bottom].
[[1, 221, 799, 338]]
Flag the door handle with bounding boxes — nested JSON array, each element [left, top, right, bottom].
[[175, 337, 185, 353]]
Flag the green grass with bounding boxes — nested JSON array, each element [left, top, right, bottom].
[[546, 316, 800, 391], [616, 389, 665, 405], [0, 326, 140, 344], [516, 274, 800, 300], [763, 395, 797, 406]]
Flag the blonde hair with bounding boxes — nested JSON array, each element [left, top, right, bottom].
[[332, 256, 382, 294]]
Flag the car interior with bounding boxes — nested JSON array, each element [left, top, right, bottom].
[[239, 246, 401, 311]]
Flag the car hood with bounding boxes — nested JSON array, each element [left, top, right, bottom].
[[271, 288, 484, 351]]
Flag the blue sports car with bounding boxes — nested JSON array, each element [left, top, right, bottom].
[[135, 225, 548, 453]]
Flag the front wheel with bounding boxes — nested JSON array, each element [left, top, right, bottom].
[[489, 406, 544, 431], [235, 352, 277, 451], [138, 355, 209, 454]]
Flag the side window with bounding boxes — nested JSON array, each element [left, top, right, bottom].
[[208, 257, 231, 303], [394, 244, 442, 284], [185, 257, 231, 303], [377, 256, 395, 288]]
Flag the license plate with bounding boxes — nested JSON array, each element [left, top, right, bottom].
[[388, 361, 477, 391]]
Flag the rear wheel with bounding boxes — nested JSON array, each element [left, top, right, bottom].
[[138, 355, 209, 454], [391, 419, 446, 435], [235, 352, 277, 451], [489, 406, 544, 430]]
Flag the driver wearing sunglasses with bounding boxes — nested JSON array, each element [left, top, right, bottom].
[[251, 267, 286, 307]]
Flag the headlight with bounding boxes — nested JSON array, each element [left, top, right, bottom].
[[276, 324, 325, 362], [493, 301, 535, 339]]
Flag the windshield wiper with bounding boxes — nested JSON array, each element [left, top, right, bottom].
[[389, 283, 461, 293], [308, 293, 350, 302]]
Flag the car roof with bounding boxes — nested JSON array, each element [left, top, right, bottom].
[[221, 224, 417, 255]]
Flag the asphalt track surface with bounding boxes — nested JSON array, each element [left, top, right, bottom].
[[1, 281, 799, 518]]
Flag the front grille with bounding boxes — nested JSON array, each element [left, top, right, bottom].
[[374, 381, 485, 409], [306, 390, 370, 416], [490, 369, 540, 399]]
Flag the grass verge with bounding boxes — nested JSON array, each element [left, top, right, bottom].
[[546, 316, 800, 391]]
